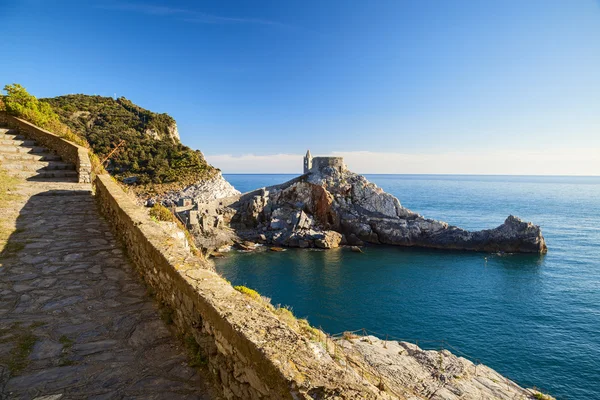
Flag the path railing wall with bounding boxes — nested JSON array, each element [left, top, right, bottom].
[[94, 174, 383, 400]]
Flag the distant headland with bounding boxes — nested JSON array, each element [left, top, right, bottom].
[[160, 150, 547, 255]]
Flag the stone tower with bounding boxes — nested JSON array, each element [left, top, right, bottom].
[[303, 149, 312, 174]]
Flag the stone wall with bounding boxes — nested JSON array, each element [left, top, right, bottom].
[[311, 157, 345, 173], [0, 112, 92, 183], [94, 174, 386, 400]]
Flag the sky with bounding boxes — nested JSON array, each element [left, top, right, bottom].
[[1, 0, 599, 174]]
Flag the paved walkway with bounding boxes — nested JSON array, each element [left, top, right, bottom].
[[0, 173, 217, 397]]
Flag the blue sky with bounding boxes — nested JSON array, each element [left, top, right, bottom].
[[1, 0, 599, 174]]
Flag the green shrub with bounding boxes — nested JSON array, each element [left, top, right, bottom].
[[533, 394, 551, 400], [89, 152, 107, 175], [149, 204, 173, 222], [234, 285, 261, 300]]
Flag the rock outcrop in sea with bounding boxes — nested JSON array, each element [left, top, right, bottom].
[[171, 163, 546, 254]]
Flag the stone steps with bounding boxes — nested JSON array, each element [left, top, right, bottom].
[[0, 144, 50, 154], [9, 169, 79, 180], [0, 133, 27, 141], [0, 125, 79, 182], [0, 152, 62, 162], [0, 128, 18, 135], [0, 161, 75, 171], [0, 138, 37, 146]]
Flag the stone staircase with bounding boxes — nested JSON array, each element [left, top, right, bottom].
[[0, 126, 79, 181]]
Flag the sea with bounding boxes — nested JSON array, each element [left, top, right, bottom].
[[216, 174, 600, 399]]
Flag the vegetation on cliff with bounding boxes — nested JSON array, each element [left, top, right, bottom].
[[1, 83, 216, 192], [44, 94, 216, 187]]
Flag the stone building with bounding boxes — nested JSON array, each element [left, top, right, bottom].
[[303, 149, 345, 174]]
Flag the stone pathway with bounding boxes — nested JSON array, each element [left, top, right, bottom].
[[0, 128, 217, 399]]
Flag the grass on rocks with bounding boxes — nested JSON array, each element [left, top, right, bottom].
[[8, 331, 36, 374], [233, 285, 261, 300], [148, 203, 203, 257], [149, 203, 173, 222], [0, 322, 44, 376], [233, 285, 322, 341], [58, 335, 75, 366]]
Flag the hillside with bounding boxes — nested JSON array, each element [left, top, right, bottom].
[[43, 94, 216, 189]]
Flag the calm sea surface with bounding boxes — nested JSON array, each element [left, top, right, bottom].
[[217, 174, 600, 399]]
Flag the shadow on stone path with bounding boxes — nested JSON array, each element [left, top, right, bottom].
[[0, 189, 217, 399]]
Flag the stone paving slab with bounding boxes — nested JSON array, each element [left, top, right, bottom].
[[0, 179, 217, 399]]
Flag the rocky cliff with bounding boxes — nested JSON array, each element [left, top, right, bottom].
[[144, 120, 180, 142], [153, 172, 240, 206], [336, 335, 553, 400], [177, 166, 546, 254]]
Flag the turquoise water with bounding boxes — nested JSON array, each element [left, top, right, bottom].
[[218, 174, 600, 399]]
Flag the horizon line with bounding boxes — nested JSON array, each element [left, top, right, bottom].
[[220, 172, 600, 177]]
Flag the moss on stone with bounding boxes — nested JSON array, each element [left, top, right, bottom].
[[0, 323, 39, 376], [159, 306, 175, 325], [58, 334, 76, 366], [185, 335, 207, 367]]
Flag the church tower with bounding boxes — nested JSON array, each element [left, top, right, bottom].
[[303, 149, 312, 174]]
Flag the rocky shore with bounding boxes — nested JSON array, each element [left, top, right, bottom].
[[166, 165, 547, 255], [335, 334, 554, 400]]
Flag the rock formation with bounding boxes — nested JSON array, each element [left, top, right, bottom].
[[171, 163, 546, 254], [167, 121, 180, 142], [187, 167, 546, 253], [304, 167, 547, 253], [157, 172, 240, 206], [336, 335, 554, 400], [144, 121, 179, 142]]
